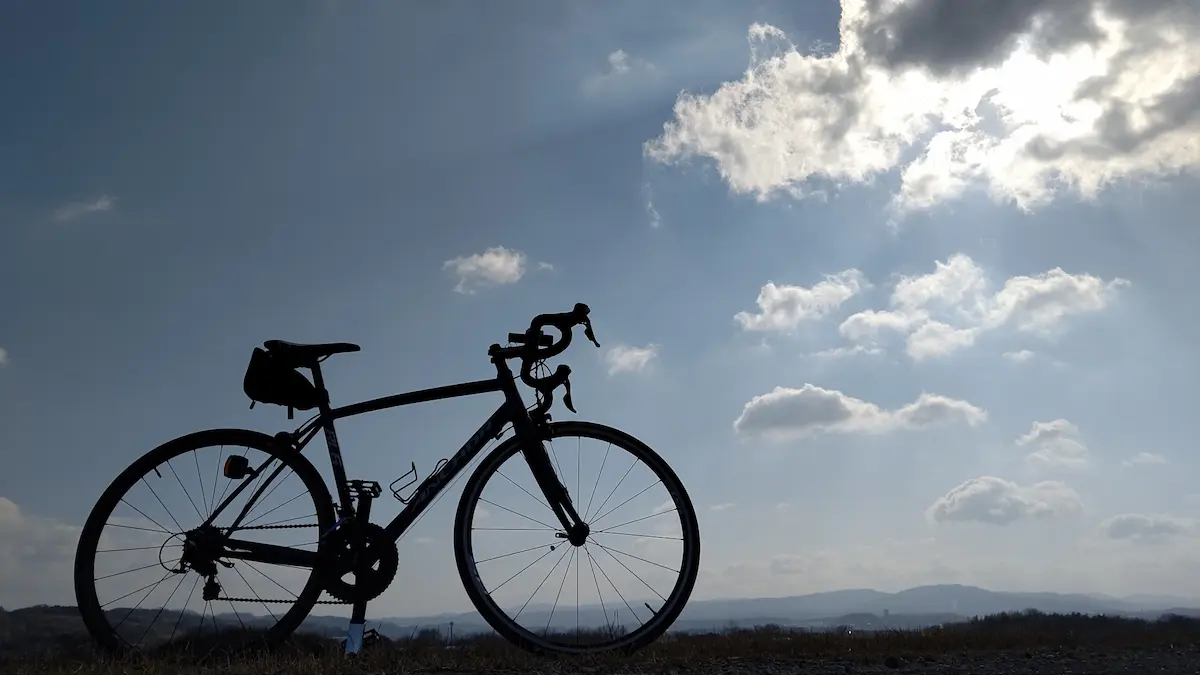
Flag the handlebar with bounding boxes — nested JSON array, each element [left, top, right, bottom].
[[490, 303, 602, 412]]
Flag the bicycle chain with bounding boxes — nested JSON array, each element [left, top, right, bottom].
[[212, 522, 336, 604], [218, 596, 350, 605]]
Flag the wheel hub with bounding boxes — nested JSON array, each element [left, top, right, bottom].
[[180, 525, 224, 577]]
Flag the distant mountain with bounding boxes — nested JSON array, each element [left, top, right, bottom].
[[7, 584, 1200, 649], [357, 584, 1200, 638]]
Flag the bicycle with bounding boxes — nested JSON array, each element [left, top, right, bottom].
[[73, 303, 701, 657]]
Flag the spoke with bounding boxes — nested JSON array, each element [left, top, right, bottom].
[[243, 560, 298, 599], [478, 497, 558, 531], [209, 445, 225, 516], [474, 527, 550, 532], [495, 469, 559, 520], [583, 443, 612, 521], [514, 545, 570, 622], [241, 468, 297, 525], [101, 573, 173, 609], [592, 480, 663, 527], [168, 575, 202, 644], [242, 490, 306, 528], [131, 479, 181, 533], [167, 458, 204, 522], [546, 438, 568, 489], [193, 450, 208, 520], [587, 458, 638, 528], [594, 531, 681, 541], [113, 570, 173, 631], [108, 522, 171, 535], [96, 559, 179, 582], [544, 547, 575, 635], [595, 508, 678, 534], [476, 542, 557, 565], [232, 563, 279, 622], [136, 572, 189, 646], [489, 545, 559, 595], [97, 543, 183, 553], [586, 544, 640, 627], [594, 542, 670, 601], [585, 547, 611, 633]]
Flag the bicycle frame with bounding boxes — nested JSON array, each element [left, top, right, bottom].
[[211, 351, 586, 570]]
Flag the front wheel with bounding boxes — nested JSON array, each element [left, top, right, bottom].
[[454, 421, 700, 655]]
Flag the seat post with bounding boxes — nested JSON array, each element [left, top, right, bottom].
[[307, 360, 332, 408]]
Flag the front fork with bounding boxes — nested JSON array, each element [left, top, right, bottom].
[[518, 420, 590, 544]]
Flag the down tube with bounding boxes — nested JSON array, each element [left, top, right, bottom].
[[382, 404, 511, 541]]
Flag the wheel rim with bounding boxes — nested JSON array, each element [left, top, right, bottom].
[[458, 423, 699, 653], [75, 433, 333, 652]]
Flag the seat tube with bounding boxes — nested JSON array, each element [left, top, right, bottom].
[[310, 361, 353, 512]]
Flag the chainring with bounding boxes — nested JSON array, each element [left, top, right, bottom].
[[321, 521, 399, 604]]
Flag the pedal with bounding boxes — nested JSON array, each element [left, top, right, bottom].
[[346, 480, 382, 500]]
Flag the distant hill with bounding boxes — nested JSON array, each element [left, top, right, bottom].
[[361, 583, 1200, 637], [4, 584, 1200, 650]]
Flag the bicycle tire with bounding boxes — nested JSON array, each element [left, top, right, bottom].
[[74, 428, 336, 654], [453, 420, 700, 655]]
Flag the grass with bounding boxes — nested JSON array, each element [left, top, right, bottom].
[[5, 610, 1200, 674]]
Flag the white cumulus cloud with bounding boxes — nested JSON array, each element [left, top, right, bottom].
[[1099, 513, 1195, 542], [1017, 418, 1090, 469], [604, 343, 659, 375], [645, 1, 1200, 216], [1122, 452, 1167, 468], [733, 383, 986, 441], [443, 246, 528, 294], [927, 476, 1084, 525], [735, 269, 868, 332], [837, 254, 1128, 359]]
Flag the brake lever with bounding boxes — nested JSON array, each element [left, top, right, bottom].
[[562, 375, 576, 413], [583, 319, 601, 348]]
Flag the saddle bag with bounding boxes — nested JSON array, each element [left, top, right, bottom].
[[242, 347, 323, 418]]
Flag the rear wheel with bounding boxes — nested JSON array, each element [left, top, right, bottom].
[[74, 429, 336, 654], [454, 421, 700, 655]]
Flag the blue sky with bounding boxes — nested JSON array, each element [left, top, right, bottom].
[[3, 0, 1200, 617]]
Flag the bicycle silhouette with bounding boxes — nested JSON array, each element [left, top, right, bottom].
[[74, 303, 700, 656]]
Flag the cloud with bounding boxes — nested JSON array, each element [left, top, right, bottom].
[[604, 343, 659, 375], [0, 497, 81, 607], [927, 476, 1084, 525], [837, 254, 1128, 359], [1099, 513, 1196, 542], [1003, 349, 1036, 363], [709, 502, 736, 512], [1122, 452, 1167, 468], [735, 269, 868, 332], [443, 246, 528, 294], [810, 344, 885, 359], [1016, 419, 1090, 468], [733, 383, 986, 441], [582, 49, 657, 98], [52, 195, 115, 222], [645, 3, 1200, 217]]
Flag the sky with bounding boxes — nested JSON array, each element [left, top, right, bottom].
[[2, 0, 1200, 618]]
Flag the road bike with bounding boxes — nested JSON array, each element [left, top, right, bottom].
[[74, 303, 701, 656]]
